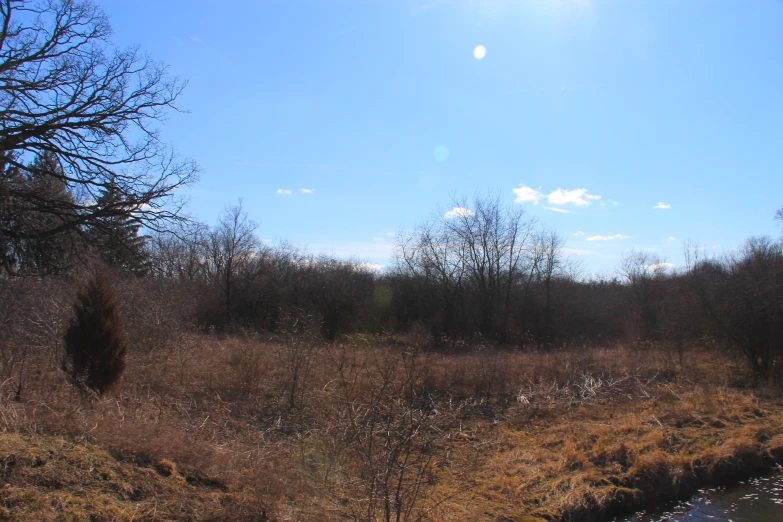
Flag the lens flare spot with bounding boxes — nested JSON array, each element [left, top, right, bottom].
[[473, 45, 487, 59], [433, 145, 450, 162]]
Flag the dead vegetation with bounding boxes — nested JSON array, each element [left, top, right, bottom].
[[0, 330, 782, 521]]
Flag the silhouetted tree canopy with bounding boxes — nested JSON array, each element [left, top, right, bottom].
[[0, 0, 197, 254]]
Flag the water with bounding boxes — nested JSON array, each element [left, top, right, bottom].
[[617, 471, 783, 521]]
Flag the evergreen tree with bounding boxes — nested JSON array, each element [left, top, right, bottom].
[[88, 183, 149, 275], [0, 152, 82, 275], [63, 266, 128, 395]]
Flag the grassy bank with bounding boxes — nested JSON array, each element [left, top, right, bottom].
[[1, 336, 781, 521]]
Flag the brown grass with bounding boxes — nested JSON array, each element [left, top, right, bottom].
[[1, 335, 781, 521]]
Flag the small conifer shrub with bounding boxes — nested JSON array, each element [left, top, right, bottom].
[[63, 267, 128, 395]]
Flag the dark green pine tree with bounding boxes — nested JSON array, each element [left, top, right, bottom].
[[22, 153, 82, 273], [88, 183, 149, 275], [0, 152, 82, 275]]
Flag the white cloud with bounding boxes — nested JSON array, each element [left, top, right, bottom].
[[562, 248, 613, 259], [548, 188, 601, 206], [385, 232, 396, 237], [653, 201, 671, 209], [512, 185, 544, 205], [586, 234, 629, 241], [545, 206, 571, 214], [189, 36, 203, 43], [300, 188, 315, 194], [357, 263, 383, 272], [514, 185, 603, 208], [668, 236, 676, 242], [574, 231, 585, 237], [444, 206, 475, 219], [645, 262, 674, 272], [276, 189, 292, 195]]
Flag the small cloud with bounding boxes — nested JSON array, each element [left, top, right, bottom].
[[586, 234, 629, 241], [189, 36, 203, 43], [645, 262, 674, 272], [444, 206, 475, 219], [300, 188, 315, 194], [653, 201, 671, 209], [512, 185, 544, 205], [357, 262, 383, 272], [562, 248, 612, 258], [668, 236, 676, 242], [545, 206, 571, 214], [385, 232, 396, 237], [608, 200, 619, 205], [514, 185, 604, 208], [276, 189, 292, 195], [574, 231, 585, 237], [548, 188, 601, 206]]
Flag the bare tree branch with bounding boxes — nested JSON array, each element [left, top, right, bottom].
[[0, 0, 198, 246]]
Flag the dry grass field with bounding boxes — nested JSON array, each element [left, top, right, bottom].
[[1, 334, 782, 521]]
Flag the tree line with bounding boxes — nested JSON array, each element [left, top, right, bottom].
[[7, 171, 783, 381]]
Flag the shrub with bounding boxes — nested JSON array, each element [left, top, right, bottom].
[[63, 267, 128, 395]]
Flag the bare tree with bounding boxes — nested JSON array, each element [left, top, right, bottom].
[[445, 193, 535, 339], [395, 193, 536, 339], [396, 217, 468, 336], [692, 237, 783, 379], [0, 0, 197, 248], [619, 250, 667, 340], [201, 201, 260, 325], [147, 221, 208, 281], [533, 229, 565, 348]]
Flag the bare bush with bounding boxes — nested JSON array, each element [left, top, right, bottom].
[[323, 347, 448, 522], [281, 310, 320, 410]]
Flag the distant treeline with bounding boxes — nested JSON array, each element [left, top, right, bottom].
[[3, 180, 782, 379]]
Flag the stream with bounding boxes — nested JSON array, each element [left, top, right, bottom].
[[617, 471, 783, 521]]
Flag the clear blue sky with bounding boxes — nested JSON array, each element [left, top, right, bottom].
[[99, 0, 783, 274]]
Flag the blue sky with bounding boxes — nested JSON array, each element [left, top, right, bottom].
[[100, 0, 783, 274]]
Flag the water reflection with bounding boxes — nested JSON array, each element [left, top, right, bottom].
[[618, 471, 783, 521]]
